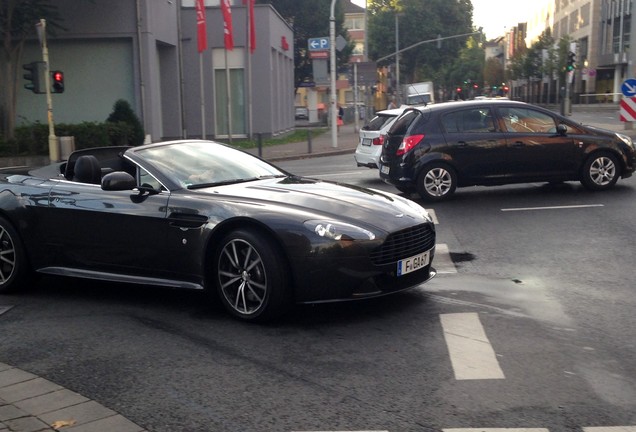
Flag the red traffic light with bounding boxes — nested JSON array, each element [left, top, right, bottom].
[[51, 70, 64, 93]]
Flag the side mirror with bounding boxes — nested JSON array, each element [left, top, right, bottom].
[[556, 124, 568, 136], [102, 171, 136, 191]]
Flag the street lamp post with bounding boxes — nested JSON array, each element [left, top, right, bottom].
[[330, 0, 338, 148], [395, 13, 400, 105]]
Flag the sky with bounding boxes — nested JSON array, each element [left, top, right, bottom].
[[350, 0, 530, 40]]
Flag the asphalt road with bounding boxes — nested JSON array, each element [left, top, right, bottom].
[[1, 152, 635, 431]]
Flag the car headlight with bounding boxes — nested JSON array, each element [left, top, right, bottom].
[[304, 220, 376, 241], [616, 133, 634, 149]]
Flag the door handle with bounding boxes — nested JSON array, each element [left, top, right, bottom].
[[512, 141, 525, 147]]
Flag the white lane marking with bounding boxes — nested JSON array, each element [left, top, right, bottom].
[[440, 312, 505, 380], [434, 243, 457, 274], [444, 429, 549, 432], [426, 208, 439, 224], [0, 305, 13, 316], [309, 171, 371, 178], [584, 428, 636, 432], [501, 204, 604, 212]]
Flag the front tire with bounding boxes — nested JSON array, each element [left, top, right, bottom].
[[214, 229, 290, 322], [416, 163, 457, 201], [580, 152, 620, 191], [0, 216, 28, 294]]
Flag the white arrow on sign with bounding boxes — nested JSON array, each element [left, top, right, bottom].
[[308, 37, 329, 51]]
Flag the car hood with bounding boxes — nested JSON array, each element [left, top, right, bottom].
[[193, 176, 429, 231]]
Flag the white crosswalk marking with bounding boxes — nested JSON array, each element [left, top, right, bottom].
[[440, 312, 505, 380]]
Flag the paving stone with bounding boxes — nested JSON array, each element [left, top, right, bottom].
[[0, 378, 63, 404], [62, 414, 145, 432], [0, 403, 27, 422], [5, 415, 54, 432], [38, 400, 117, 428], [14, 389, 89, 417], [0, 368, 36, 388]]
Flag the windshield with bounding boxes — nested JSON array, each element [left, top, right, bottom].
[[136, 141, 286, 188]]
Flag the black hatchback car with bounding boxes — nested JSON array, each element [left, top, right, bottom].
[[379, 100, 636, 201]]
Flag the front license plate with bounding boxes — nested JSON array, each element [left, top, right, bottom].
[[380, 165, 390, 175], [397, 251, 430, 276]]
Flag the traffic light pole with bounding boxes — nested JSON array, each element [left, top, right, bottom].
[[37, 19, 60, 162]]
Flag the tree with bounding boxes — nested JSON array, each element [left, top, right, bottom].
[[367, 0, 473, 87], [483, 57, 504, 92], [0, 0, 63, 142], [445, 35, 484, 98], [256, 0, 353, 90], [106, 99, 145, 146]]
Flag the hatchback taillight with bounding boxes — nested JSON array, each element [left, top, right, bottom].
[[372, 135, 385, 146], [396, 134, 424, 156]]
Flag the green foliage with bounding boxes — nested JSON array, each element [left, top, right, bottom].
[[0, 121, 135, 157], [0, 0, 66, 141], [367, 0, 474, 85], [106, 99, 145, 146], [505, 30, 568, 82], [256, 0, 353, 88]]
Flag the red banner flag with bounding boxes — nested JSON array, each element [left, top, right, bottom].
[[221, 0, 234, 50], [195, 0, 207, 53], [243, 0, 256, 54]]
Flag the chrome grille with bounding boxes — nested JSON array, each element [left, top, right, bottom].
[[370, 223, 435, 266]]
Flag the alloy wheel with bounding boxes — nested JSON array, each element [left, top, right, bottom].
[[589, 156, 616, 186], [0, 226, 16, 286], [424, 167, 453, 197], [217, 238, 268, 316]]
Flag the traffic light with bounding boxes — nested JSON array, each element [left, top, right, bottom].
[[567, 51, 576, 71], [51, 70, 64, 93], [23, 61, 45, 94]]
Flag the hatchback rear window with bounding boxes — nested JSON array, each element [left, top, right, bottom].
[[364, 114, 397, 131], [389, 110, 420, 135]]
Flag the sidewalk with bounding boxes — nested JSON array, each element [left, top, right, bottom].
[[243, 122, 359, 161], [0, 362, 147, 432]]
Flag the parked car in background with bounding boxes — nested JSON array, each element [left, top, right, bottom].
[[295, 106, 309, 120], [0, 140, 436, 322], [379, 100, 636, 201], [355, 107, 406, 168]]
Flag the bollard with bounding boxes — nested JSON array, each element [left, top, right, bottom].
[[307, 129, 312, 154], [257, 133, 263, 158]]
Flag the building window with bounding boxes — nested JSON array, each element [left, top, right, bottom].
[[215, 68, 246, 136], [352, 42, 364, 56], [581, 3, 590, 28], [345, 16, 365, 31]]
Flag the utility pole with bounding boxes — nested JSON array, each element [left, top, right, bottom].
[[36, 19, 60, 162]]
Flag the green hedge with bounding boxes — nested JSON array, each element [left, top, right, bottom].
[[0, 121, 136, 156]]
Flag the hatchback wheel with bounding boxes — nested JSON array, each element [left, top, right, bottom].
[[214, 229, 290, 322], [417, 163, 457, 201], [581, 152, 620, 191]]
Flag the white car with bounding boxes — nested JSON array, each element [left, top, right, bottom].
[[355, 107, 406, 168]]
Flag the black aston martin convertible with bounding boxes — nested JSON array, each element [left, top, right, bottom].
[[0, 140, 436, 321]]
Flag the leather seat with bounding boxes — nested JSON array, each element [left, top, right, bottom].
[[73, 155, 102, 184]]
